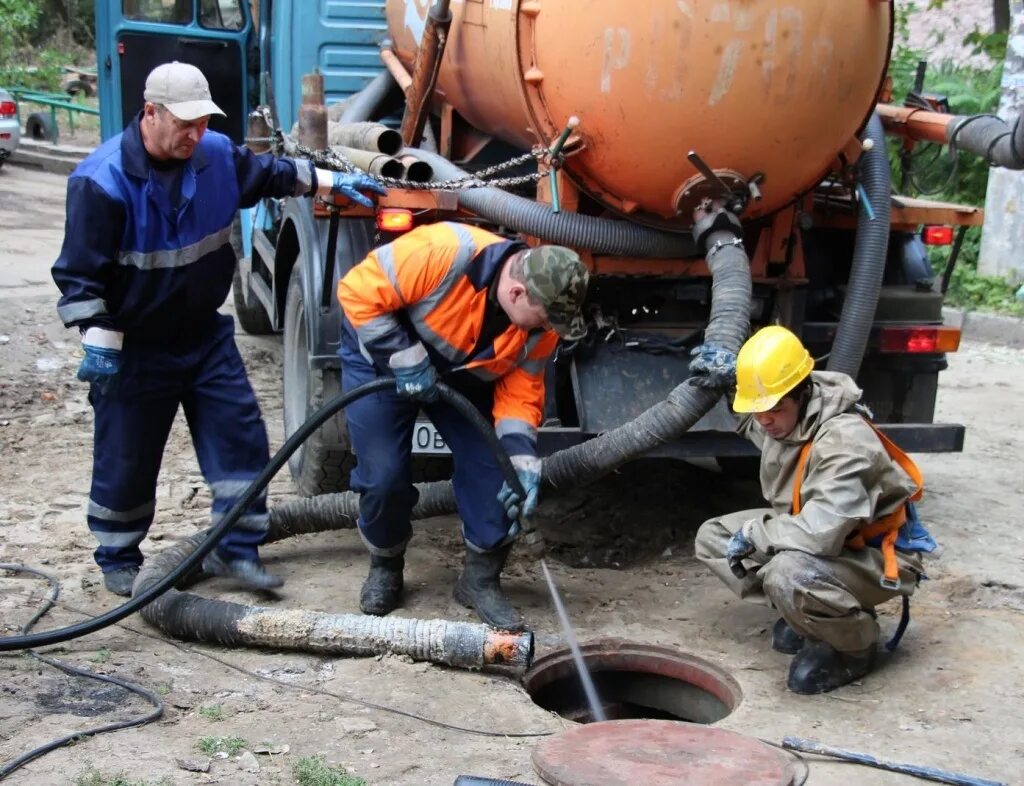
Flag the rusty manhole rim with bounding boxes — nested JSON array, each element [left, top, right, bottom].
[[522, 637, 742, 720]]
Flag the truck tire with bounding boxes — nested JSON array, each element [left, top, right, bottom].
[[283, 260, 356, 495], [232, 265, 275, 335]]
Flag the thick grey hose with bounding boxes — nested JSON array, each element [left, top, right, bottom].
[[947, 111, 1024, 169], [339, 71, 397, 124], [409, 148, 696, 258], [826, 113, 891, 378], [542, 230, 751, 488]]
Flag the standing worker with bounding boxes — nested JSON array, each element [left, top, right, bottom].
[[52, 61, 385, 596], [337, 222, 589, 631], [689, 326, 936, 694]]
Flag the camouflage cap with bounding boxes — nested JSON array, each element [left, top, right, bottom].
[[521, 245, 590, 339]]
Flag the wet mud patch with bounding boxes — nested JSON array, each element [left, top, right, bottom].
[[34, 678, 134, 717]]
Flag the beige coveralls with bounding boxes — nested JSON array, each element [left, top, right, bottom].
[[695, 371, 923, 652]]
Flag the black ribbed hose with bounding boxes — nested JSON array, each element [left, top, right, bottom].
[[947, 110, 1024, 169], [826, 112, 892, 378]]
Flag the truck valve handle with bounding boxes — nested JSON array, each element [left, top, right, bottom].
[[547, 116, 580, 214]]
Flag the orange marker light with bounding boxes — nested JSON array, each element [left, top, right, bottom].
[[879, 326, 961, 353], [921, 225, 954, 245], [377, 208, 414, 233]]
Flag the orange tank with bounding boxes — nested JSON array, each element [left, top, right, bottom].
[[387, 0, 892, 226]]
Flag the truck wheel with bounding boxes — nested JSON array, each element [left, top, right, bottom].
[[283, 260, 356, 495], [232, 265, 275, 335]]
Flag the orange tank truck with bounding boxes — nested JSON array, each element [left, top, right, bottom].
[[385, 0, 892, 224]]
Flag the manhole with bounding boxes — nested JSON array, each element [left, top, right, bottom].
[[522, 638, 740, 724]]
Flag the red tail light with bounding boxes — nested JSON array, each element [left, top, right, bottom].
[[376, 208, 414, 233], [879, 326, 961, 353], [921, 225, 954, 245], [0, 101, 17, 118]]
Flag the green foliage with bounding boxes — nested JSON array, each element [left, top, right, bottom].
[[89, 647, 112, 664], [930, 234, 1024, 316], [73, 769, 172, 786], [199, 703, 224, 721], [293, 755, 368, 786], [196, 734, 248, 755]]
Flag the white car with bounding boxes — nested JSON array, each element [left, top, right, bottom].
[[0, 88, 21, 167]]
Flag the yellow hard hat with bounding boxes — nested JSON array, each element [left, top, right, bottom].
[[732, 326, 814, 413]]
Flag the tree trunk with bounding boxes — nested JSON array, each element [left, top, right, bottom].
[[995, 0, 1012, 33], [978, 1, 1024, 284]]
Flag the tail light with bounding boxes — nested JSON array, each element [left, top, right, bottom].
[[879, 326, 960, 353], [0, 100, 16, 119], [921, 225, 954, 245], [376, 208, 414, 233]]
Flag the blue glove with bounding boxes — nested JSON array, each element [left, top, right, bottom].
[[77, 344, 122, 395], [329, 171, 387, 208], [726, 530, 756, 579], [689, 342, 737, 390], [498, 459, 541, 521], [393, 356, 439, 402]]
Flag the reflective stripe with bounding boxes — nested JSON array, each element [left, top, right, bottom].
[[210, 479, 263, 500], [416, 320, 465, 363], [408, 223, 477, 321], [375, 243, 405, 304], [58, 298, 107, 324], [468, 365, 499, 381], [496, 418, 538, 442], [88, 498, 156, 523], [518, 357, 547, 375], [356, 313, 404, 344], [92, 529, 148, 548], [293, 159, 313, 197], [117, 225, 232, 270], [212, 511, 269, 532]]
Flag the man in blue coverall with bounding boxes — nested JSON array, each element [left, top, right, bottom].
[[52, 62, 385, 596]]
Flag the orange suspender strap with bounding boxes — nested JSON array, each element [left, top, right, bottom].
[[790, 419, 924, 589]]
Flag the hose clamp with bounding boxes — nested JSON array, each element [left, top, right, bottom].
[[705, 237, 745, 261]]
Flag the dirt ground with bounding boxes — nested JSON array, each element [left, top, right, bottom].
[[1, 165, 1023, 786]]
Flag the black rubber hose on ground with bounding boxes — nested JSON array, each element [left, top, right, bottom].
[[0, 381, 525, 652], [826, 112, 892, 378], [947, 111, 1024, 170]]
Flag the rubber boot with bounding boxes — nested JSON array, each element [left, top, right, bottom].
[[453, 545, 524, 632], [787, 639, 877, 695], [359, 554, 404, 616], [103, 566, 140, 597], [772, 618, 806, 655]]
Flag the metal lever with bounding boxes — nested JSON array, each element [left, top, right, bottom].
[[687, 150, 735, 200], [547, 116, 580, 214]]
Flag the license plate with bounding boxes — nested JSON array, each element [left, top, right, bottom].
[[411, 420, 450, 455]]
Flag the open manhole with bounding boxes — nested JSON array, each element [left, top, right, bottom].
[[522, 638, 740, 724]]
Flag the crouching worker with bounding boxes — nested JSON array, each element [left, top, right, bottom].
[[337, 223, 589, 631], [691, 326, 936, 694]]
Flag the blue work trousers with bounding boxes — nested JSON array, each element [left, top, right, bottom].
[[340, 343, 515, 556], [87, 314, 270, 572]]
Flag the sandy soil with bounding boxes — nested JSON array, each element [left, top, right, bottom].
[[1, 169, 1023, 786]]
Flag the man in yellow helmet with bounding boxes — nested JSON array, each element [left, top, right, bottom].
[[689, 326, 929, 694]]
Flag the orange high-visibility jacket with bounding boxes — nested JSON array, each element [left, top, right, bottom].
[[337, 222, 559, 458]]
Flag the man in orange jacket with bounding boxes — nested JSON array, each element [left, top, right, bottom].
[[337, 222, 589, 630]]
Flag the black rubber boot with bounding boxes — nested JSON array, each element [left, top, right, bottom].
[[772, 618, 806, 655], [787, 639, 877, 694], [203, 551, 284, 590], [359, 554, 404, 616], [453, 546, 524, 632], [103, 566, 140, 597]]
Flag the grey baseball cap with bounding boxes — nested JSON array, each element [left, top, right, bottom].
[[143, 62, 225, 121]]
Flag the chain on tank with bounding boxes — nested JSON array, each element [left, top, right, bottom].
[[286, 133, 547, 191]]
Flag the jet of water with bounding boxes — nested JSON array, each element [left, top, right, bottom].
[[540, 559, 607, 723]]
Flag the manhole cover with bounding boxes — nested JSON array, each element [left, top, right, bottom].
[[533, 720, 796, 786], [523, 639, 739, 724]]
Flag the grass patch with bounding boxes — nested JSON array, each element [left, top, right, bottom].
[[198, 703, 224, 721], [89, 647, 111, 664], [196, 735, 248, 756], [73, 769, 172, 786], [293, 755, 367, 786]]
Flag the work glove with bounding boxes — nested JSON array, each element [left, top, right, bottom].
[[498, 456, 542, 521], [726, 529, 756, 579], [688, 342, 737, 390], [77, 343, 122, 395], [318, 169, 388, 207], [390, 344, 439, 402]]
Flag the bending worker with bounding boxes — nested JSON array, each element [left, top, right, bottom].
[[52, 61, 385, 596], [690, 326, 933, 694], [337, 222, 589, 631]]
